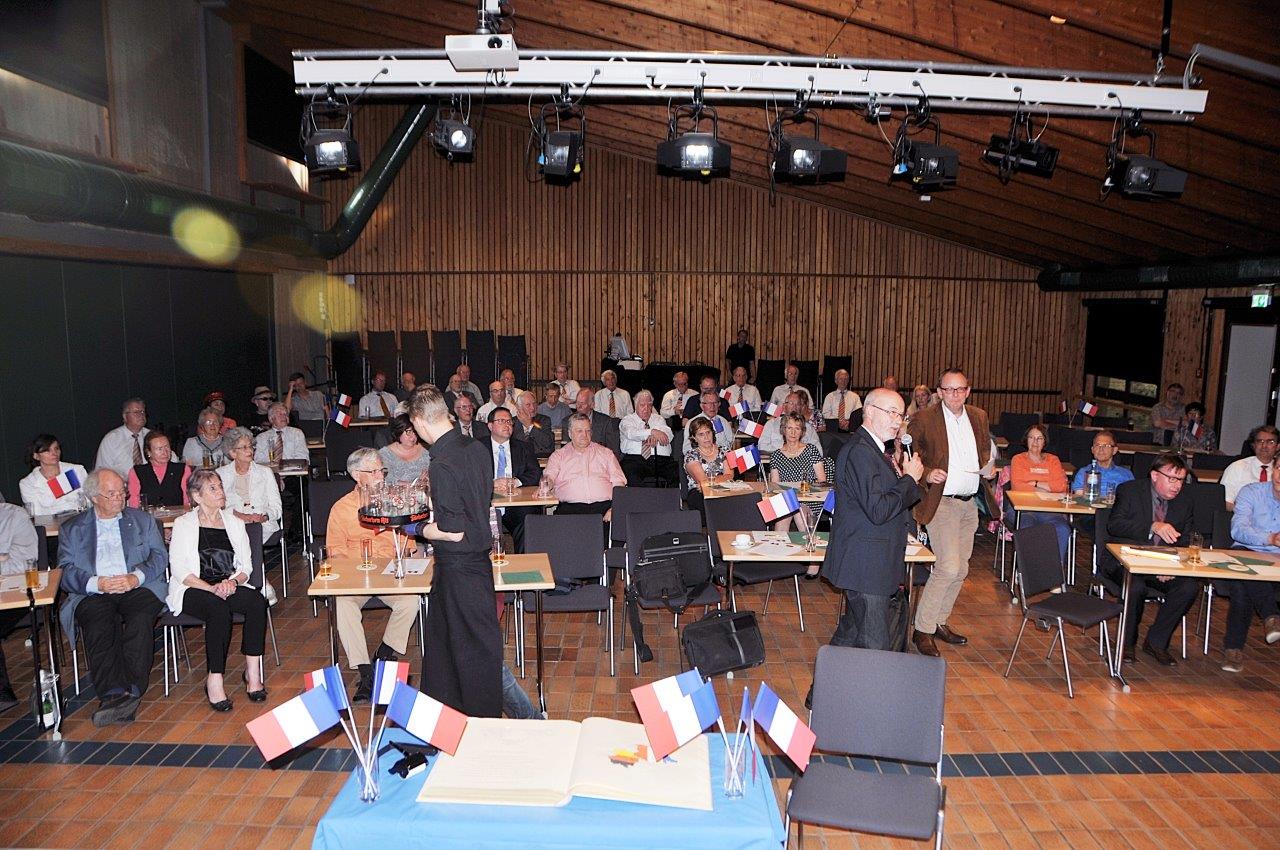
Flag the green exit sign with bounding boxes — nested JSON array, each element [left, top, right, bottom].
[[1252, 288, 1273, 308]]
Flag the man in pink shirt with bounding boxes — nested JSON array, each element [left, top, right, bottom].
[[545, 414, 627, 521]]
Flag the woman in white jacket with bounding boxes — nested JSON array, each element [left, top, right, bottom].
[[216, 428, 283, 539], [168, 469, 268, 711]]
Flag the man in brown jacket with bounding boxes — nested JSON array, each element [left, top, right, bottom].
[[906, 368, 997, 657]]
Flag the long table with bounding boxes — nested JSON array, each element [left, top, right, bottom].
[[1104, 543, 1280, 690], [0, 568, 64, 739], [311, 729, 785, 850], [33, 507, 185, 537], [309, 554, 556, 714], [1004, 491, 1100, 586]]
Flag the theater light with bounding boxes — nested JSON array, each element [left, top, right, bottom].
[[770, 108, 846, 183], [1101, 110, 1186, 200], [301, 88, 361, 178], [890, 106, 958, 192], [533, 101, 586, 182], [657, 92, 730, 179]]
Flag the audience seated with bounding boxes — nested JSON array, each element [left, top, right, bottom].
[[327, 448, 420, 702], [284, 371, 329, 421], [594, 370, 633, 419], [217, 428, 283, 542], [247, 385, 276, 429], [1221, 458, 1280, 672], [20, 433, 90, 516], [183, 408, 228, 468], [254, 402, 309, 465], [1009, 424, 1071, 564], [682, 375, 731, 422], [660, 371, 698, 422], [619, 390, 677, 487], [396, 371, 417, 403], [94, 397, 150, 478], [767, 412, 826, 544], [1149, 382, 1185, 444], [452, 394, 488, 440], [1171, 401, 1218, 451], [358, 371, 399, 419], [1221, 425, 1279, 508], [513, 392, 555, 458], [545, 414, 627, 520], [499, 368, 525, 403], [58, 470, 167, 727], [455, 364, 484, 406], [380, 415, 431, 484], [687, 392, 734, 451], [127, 431, 191, 509], [480, 408, 540, 551], [683, 417, 732, 518], [536, 384, 572, 429], [821, 369, 862, 433], [0, 503, 39, 712], [905, 384, 935, 419], [725, 366, 762, 410], [204, 392, 237, 432], [477, 381, 517, 422], [563, 388, 621, 458], [1069, 430, 1133, 498], [769, 362, 803, 406], [167, 469, 268, 711], [549, 362, 580, 405], [758, 391, 822, 454]]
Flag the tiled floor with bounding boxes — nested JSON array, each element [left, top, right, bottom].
[[2, 532, 1279, 848]]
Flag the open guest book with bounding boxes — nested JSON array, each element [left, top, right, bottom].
[[416, 717, 712, 810]]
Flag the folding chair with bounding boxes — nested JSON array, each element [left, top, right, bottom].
[[605, 486, 682, 579], [704, 493, 806, 630], [523, 514, 614, 676]]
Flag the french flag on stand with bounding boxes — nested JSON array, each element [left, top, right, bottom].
[[738, 419, 765, 439], [246, 686, 342, 762], [760, 401, 780, 418], [719, 388, 734, 402], [1078, 400, 1099, 417], [632, 673, 721, 759], [1189, 421, 1203, 439], [386, 681, 468, 755], [372, 659, 411, 705], [302, 665, 350, 712], [758, 488, 800, 523], [336, 393, 353, 407], [754, 682, 816, 772], [332, 408, 352, 428], [712, 417, 726, 434], [730, 400, 752, 418], [822, 489, 836, 514], [47, 469, 81, 499], [729, 444, 761, 474], [631, 670, 703, 721]]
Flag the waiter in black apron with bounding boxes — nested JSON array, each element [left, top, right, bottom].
[[408, 385, 503, 716]]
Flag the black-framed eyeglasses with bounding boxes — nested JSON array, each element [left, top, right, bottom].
[[359, 467, 389, 476], [938, 386, 970, 395], [867, 403, 904, 422], [1153, 467, 1187, 484]]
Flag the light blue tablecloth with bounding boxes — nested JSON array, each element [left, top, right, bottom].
[[312, 730, 786, 850]]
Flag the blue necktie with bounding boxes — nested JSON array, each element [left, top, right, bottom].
[[497, 444, 508, 478]]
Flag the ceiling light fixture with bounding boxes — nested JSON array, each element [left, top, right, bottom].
[[889, 100, 958, 192], [529, 90, 588, 183], [656, 85, 731, 179], [981, 105, 1059, 182], [430, 98, 476, 161], [300, 86, 361, 178], [768, 99, 847, 184], [1101, 109, 1186, 200]]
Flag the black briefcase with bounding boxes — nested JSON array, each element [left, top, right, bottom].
[[680, 609, 765, 677]]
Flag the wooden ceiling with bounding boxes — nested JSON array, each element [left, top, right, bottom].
[[225, 0, 1280, 269]]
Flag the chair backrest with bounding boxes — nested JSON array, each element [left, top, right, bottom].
[[1012, 523, 1065, 599], [1092, 415, 1130, 429], [325, 426, 375, 472], [1042, 413, 1070, 426], [365, 331, 400, 381], [820, 355, 852, 398], [464, 329, 497, 389], [704, 493, 765, 560], [497, 335, 529, 388], [34, 522, 49, 570], [243, 521, 267, 587], [1067, 444, 1093, 471], [1211, 508, 1234, 549], [1113, 429, 1153, 446], [625, 510, 704, 566], [297, 419, 325, 440], [308, 479, 355, 541], [1130, 452, 1158, 480], [609, 486, 682, 545], [1191, 453, 1234, 472], [792, 359, 820, 404], [755, 359, 785, 396], [811, 645, 946, 765], [524, 514, 605, 581], [997, 412, 1041, 442], [400, 330, 430, 381], [431, 329, 463, 384], [1186, 481, 1226, 536]]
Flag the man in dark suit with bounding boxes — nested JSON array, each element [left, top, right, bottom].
[[564, 387, 621, 459], [1102, 453, 1202, 665], [821, 388, 924, 650], [480, 408, 540, 552], [452, 394, 489, 440], [58, 469, 168, 726]]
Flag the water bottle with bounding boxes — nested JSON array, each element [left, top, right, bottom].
[[1085, 460, 1100, 503]]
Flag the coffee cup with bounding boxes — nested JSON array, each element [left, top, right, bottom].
[[733, 534, 751, 547]]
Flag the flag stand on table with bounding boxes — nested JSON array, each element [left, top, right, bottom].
[[365, 659, 411, 797], [301, 665, 378, 801]]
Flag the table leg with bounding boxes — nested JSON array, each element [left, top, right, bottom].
[[1067, 521, 1077, 587], [43, 604, 64, 740], [536, 591, 546, 716], [905, 561, 916, 649], [1113, 572, 1132, 691], [326, 597, 338, 667]]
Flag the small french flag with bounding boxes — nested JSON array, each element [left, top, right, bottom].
[[386, 681, 468, 755], [47, 469, 81, 499], [753, 682, 816, 772], [822, 489, 836, 514], [246, 686, 342, 762], [729, 444, 761, 473], [738, 419, 765, 439], [730, 400, 752, 418], [712, 417, 725, 434], [631, 670, 704, 721], [336, 393, 353, 407], [633, 679, 721, 760], [371, 658, 410, 706], [758, 488, 800, 523], [719, 388, 734, 402], [760, 401, 780, 417], [1189, 421, 1203, 439], [1079, 400, 1099, 417], [1059, 400, 1068, 415], [302, 665, 350, 712], [332, 408, 352, 428]]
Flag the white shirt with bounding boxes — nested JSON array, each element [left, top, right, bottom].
[[724, 383, 762, 411], [822, 389, 863, 420], [619, 412, 674, 457], [660, 388, 698, 419], [1222, 456, 1268, 504], [358, 390, 399, 419], [594, 388, 633, 419], [20, 462, 90, 515], [552, 379, 582, 404], [770, 383, 802, 406], [477, 398, 518, 423], [94, 425, 151, 478], [490, 438, 515, 479], [758, 418, 822, 454], [254, 426, 309, 463], [166, 509, 254, 614], [941, 405, 981, 497], [216, 462, 283, 538], [688, 414, 734, 450]]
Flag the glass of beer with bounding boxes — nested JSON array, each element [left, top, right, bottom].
[[359, 538, 375, 571], [1187, 532, 1203, 566], [317, 546, 335, 580], [24, 559, 40, 590]]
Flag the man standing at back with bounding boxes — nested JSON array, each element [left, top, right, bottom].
[[906, 368, 996, 657]]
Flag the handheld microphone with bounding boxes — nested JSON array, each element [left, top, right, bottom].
[[900, 433, 914, 460]]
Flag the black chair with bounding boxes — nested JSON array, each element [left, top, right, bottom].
[[996, 412, 1040, 443], [1091, 506, 1188, 659], [621, 510, 720, 674], [1005, 524, 1122, 698], [497, 334, 529, 389], [1112, 429, 1154, 446], [364, 331, 400, 383], [1191, 453, 1235, 472], [820, 355, 853, 400], [523, 514, 614, 676], [792, 359, 820, 406], [605, 486, 682, 576], [400, 331, 430, 382], [430, 329, 463, 385], [1042, 413, 1071, 425], [787, 646, 946, 850], [1092, 416, 1130, 429], [305, 478, 356, 617], [755, 359, 785, 400], [323, 423, 375, 477], [1130, 452, 1159, 480], [704, 493, 806, 630], [464, 329, 496, 390], [1186, 481, 1226, 537]]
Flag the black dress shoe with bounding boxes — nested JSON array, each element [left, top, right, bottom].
[[93, 695, 141, 727], [374, 642, 401, 663], [353, 664, 374, 704], [243, 674, 268, 702], [934, 623, 968, 646], [1142, 640, 1177, 666], [1122, 647, 1137, 664], [912, 630, 941, 657]]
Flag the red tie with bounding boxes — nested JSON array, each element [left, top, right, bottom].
[[1262, 466, 1269, 483]]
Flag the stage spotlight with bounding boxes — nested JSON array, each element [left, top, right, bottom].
[[1105, 153, 1187, 199], [534, 101, 586, 182], [431, 118, 475, 160], [541, 130, 582, 177], [657, 92, 730, 179], [770, 108, 846, 182], [982, 135, 1059, 179], [889, 106, 958, 192], [301, 88, 361, 177]]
